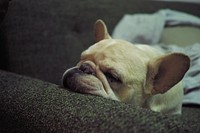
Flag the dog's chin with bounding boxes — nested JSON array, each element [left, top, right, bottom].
[[62, 68, 106, 96]]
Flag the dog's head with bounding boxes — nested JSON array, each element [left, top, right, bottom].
[[62, 20, 190, 106]]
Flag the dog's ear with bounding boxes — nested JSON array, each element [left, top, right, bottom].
[[145, 53, 190, 95], [94, 19, 112, 42]]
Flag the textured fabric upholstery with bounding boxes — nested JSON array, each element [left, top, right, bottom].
[[1, 0, 200, 84], [1, 70, 200, 132], [0, 0, 9, 70], [0, 0, 9, 23]]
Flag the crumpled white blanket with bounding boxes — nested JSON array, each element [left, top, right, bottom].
[[112, 9, 200, 106], [112, 9, 200, 44]]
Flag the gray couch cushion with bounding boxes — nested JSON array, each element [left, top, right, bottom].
[[1, 0, 86, 84], [1, 0, 200, 84], [1, 70, 200, 132], [0, 0, 9, 70], [0, 0, 9, 23]]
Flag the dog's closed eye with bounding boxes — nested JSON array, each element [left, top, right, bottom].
[[105, 72, 121, 83]]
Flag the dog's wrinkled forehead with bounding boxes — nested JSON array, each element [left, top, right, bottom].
[[80, 39, 147, 82], [81, 39, 144, 60]]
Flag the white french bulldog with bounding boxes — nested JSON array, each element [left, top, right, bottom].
[[62, 19, 190, 115]]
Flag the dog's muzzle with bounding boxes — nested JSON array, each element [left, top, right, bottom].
[[62, 63, 95, 89]]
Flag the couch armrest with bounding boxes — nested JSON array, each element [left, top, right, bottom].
[[0, 70, 191, 132]]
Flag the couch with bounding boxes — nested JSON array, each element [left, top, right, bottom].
[[0, 0, 200, 132]]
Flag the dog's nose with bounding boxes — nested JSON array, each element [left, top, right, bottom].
[[79, 63, 95, 75], [62, 67, 82, 88]]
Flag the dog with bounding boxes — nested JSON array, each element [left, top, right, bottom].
[[62, 19, 190, 115]]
